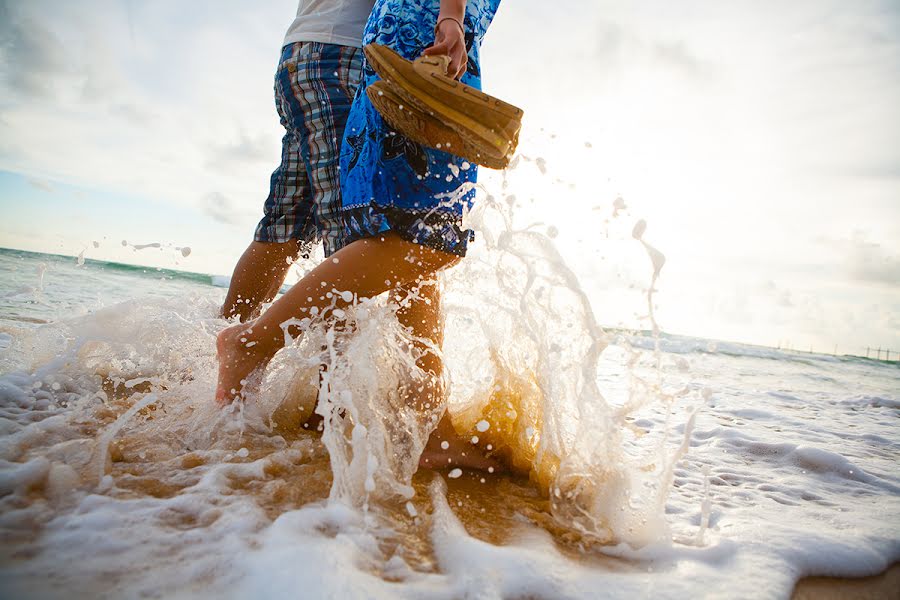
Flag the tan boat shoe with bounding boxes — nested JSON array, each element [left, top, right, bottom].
[[363, 43, 523, 169], [367, 80, 512, 169]]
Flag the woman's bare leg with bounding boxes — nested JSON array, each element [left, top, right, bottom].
[[396, 281, 502, 471], [217, 234, 501, 471], [215, 233, 458, 404]]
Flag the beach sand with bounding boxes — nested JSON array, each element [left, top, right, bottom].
[[792, 563, 900, 600]]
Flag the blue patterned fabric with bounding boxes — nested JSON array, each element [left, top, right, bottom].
[[339, 0, 502, 257]]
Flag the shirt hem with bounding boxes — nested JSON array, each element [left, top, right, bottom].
[[282, 32, 363, 49]]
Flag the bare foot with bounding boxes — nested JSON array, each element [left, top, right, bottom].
[[215, 323, 274, 405], [419, 415, 505, 473]]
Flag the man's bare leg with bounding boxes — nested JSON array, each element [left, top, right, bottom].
[[396, 281, 502, 471], [221, 240, 303, 322]]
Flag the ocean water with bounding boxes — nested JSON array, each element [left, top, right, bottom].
[[0, 197, 898, 599]]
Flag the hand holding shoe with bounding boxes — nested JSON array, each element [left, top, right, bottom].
[[423, 18, 467, 80]]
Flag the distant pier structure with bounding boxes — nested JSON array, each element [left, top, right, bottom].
[[865, 347, 899, 362], [773, 341, 896, 362], [775, 340, 900, 364]]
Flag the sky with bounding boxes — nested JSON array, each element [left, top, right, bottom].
[[0, 0, 898, 355]]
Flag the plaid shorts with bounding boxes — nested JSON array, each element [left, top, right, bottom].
[[254, 42, 363, 256]]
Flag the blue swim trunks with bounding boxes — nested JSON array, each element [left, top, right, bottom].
[[255, 42, 363, 257], [339, 0, 502, 257]]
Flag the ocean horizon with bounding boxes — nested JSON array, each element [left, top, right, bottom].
[[3, 245, 890, 364]]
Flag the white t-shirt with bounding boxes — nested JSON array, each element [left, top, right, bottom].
[[283, 0, 375, 48]]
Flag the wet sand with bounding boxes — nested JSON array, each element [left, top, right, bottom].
[[792, 563, 900, 600]]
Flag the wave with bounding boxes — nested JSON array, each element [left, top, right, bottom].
[[621, 330, 898, 368], [0, 247, 214, 286]]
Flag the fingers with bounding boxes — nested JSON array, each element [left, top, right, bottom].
[[423, 41, 467, 79], [445, 42, 466, 79], [423, 39, 452, 56], [422, 20, 468, 79], [453, 53, 468, 79], [447, 56, 465, 79]]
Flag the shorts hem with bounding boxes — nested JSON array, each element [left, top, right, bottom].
[[342, 202, 472, 257]]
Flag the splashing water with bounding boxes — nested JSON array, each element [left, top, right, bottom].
[[255, 153, 699, 549], [0, 154, 718, 597], [270, 293, 444, 505], [433, 167, 694, 548]]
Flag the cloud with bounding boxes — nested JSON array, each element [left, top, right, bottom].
[[0, 0, 148, 117], [108, 102, 157, 125], [777, 290, 794, 308], [810, 232, 900, 288], [0, 2, 69, 98], [201, 191, 244, 226], [206, 130, 274, 171], [843, 163, 900, 181], [844, 235, 900, 287], [650, 39, 715, 81], [0, 0, 287, 220], [26, 177, 54, 192], [592, 21, 716, 82]]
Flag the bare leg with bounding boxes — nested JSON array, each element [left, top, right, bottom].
[[221, 240, 304, 322], [395, 279, 444, 386], [215, 233, 458, 404], [396, 281, 502, 471]]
